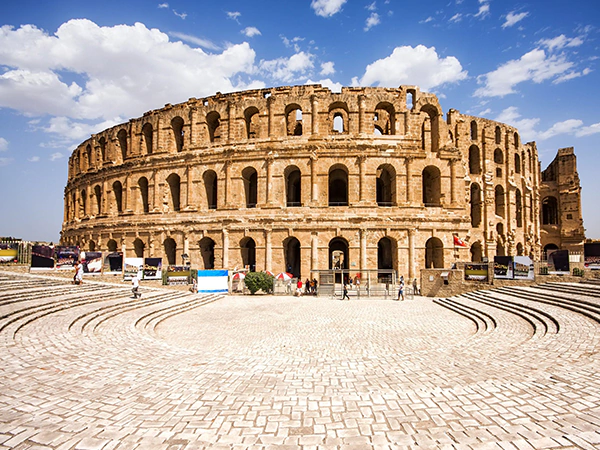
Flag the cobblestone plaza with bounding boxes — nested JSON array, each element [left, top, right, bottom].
[[1, 271, 599, 449]]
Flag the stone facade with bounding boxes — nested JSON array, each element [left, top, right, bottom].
[[61, 84, 582, 280]]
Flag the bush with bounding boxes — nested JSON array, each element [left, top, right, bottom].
[[244, 271, 274, 295]]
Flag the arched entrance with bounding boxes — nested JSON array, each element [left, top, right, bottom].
[[240, 237, 256, 272], [377, 237, 395, 282], [470, 242, 483, 262], [164, 238, 176, 265], [329, 237, 349, 283], [425, 237, 444, 268], [283, 237, 301, 278], [199, 237, 215, 269], [133, 238, 145, 258]]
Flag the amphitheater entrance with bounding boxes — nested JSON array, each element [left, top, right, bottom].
[[133, 238, 145, 258], [241, 238, 256, 272], [199, 237, 215, 269], [283, 237, 301, 278], [377, 237, 395, 282], [425, 237, 444, 268], [329, 238, 349, 283], [164, 238, 176, 265]]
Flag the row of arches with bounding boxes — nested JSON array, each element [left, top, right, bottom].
[[469, 183, 527, 227], [469, 121, 520, 148], [468, 145, 533, 177]]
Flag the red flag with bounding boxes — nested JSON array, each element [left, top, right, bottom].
[[454, 236, 468, 247]]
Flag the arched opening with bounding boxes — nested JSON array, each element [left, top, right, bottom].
[[543, 243, 559, 260], [117, 129, 128, 161], [203, 170, 218, 209], [495, 126, 501, 145], [199, 237, 215, 269], [89, 240, 96, 252], [514, 153, 521, 174], [85, 145, 92, 171], [107, 239, 118, 252], [425, 237, 444, 268], [133, 238, 145, 258], [328, 166, 348, 206], [495, 185, 505, 218], [374, 102, 395, 135], [516, 189, 523, 228], [469, 145, 481, 175], [329, 102, 349, 135], [496, 241, 506, 257], [112, 181, 123, 213], [329, 237, 349, 283], [376, 164, 395, 207], [285, 166, 301, 207], [470, 242, 483, 262], [245, 107, 260, 139], [406, 90, 415, 110], [94, 185, 102, 215], [164, 238, 177, 265], [496, 222, 504, 237], [514, 132, 519, 148], [470, 121, 478, 140], [377, 237, 395, 280], [80, 189, 87, 217], [286, 105, 303, 136], [333, 114, 344, 133], [542, 196, 559, 225], [494, 148, 504, 164], [470, 183, 482, 227], [138, 177, 149, 213], [422, 166, 441, 206], [71, 192, 76, 220], [99, 137, 107, 162], [207, 112, 221, 142], [242, 167, 258, 208], [142, 123, 153, 155], [240, 237, 256, 272], [284, 237, 301, 278], [421, 105, 439, 152], [167, 173, 181, 212], [516, 243, 524, 256], [171, 116, 184, 152]]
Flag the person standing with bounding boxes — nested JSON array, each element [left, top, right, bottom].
[[342, 283, 350, 300], [132, 275, 141, 299], [397, 276, 405, 301], [413, 278, 419, 296], [76, 263, 84, 285]]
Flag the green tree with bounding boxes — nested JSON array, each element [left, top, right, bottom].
[[244, 271, 274, 294]]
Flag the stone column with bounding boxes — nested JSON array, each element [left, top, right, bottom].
[[311, 94, 319, 136], [124, 174, 130, 212], [222, 228, 229, 269], [358, 155, 366, 204], [408, 229, 415, 280], [265, 155, 274, 206], [224, 160, 231, 208], [267, 96, 275, 138], [102, 179, 108, 215], [227, 101, 235, 142], [358, 94, 366, 134], [311, 232, 318, 275], [152, 170, 160, 212], [154, 117, 161, 153], [265, 229, 272, 273], [450, 158, 458, 206], [405, 157, 413, 204], [360, 228, 367, 277], [190, 108, 198, 147], [185, 166, 193, 209], [310, 152, 318, 205]]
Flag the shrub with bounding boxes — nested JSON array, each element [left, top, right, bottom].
[[244, 271, 274, 294]]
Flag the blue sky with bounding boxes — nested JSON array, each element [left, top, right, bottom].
[[1, 0, 599, 242]]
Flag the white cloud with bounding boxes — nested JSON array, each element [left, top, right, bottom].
[[169, 32, 220, 50], [495, 107, 539, 141], [306, 78, 343, 93], [0, 157, 13, 166], [158, 3, 168, 8], [0, 137, 8, 152], [502, 11, 529, 28], [420, 16, 434, 24], [28, 156, 40, 162], [242, 27, 261, 38], [366, 2, 377, 11], [42, 116, 124, 144], [475, 0, 490, 19], [538, 34, 584, 51], [364, 13, 381, 31], [0, 19, 257, 128], [576, 122, 600, 137], [320, 61, 335, 76], [49, 152, 64, 161], [475, 49, 575, 97], [554, 67, 592, 84], [259, 52, 314, 83], [311, 0, 347, 17], [449, 13, 462, 23], [357, 45, 467, 91], [173, 10, 187, 20], [227, 11, 241, 22]]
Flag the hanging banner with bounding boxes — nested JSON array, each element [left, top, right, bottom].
[[584, 243, 600, 270], [31, 245, 55, 268], [81, 251, 103, 273], [124, 257, 144, 280], [54, 246, 79, 270], [0, 242, 19, 263], [464, 263, 488, 281], [106, 252, 123, 273], [494, 256, 514, 279], [513, 256, 534, 280], [166, 266, 190, 285], [143, 258, 163, 280], [196, 269, 229, 293]]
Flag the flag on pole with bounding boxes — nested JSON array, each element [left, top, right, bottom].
[[454, 236, 468, 247]]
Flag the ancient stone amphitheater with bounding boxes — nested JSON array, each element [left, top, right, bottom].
[[62, 85, 544, 279]]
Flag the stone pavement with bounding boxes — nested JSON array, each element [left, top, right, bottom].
[[0, 271, 599, 449]]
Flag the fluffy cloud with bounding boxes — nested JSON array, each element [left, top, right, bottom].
[[50, 152, 65, 161], [0, 20, 257, 125], [449, 13, 462, 23], [311, 0, 347, 17], [474, 0, 490, 19], [538, 34, 584, 51], [365, 13, 381, 31], [320, 61, 335, 76], [356, 45, 467, 91], [0, 137, 8, 152], [242, 27, 261, 38], [306, 78, 343, 93], [259, 52, 314, 83], [502, 11, 528, 28]]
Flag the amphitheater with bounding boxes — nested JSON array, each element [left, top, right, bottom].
[[61, 84, 587, 281], [0, 270, 599, 449]]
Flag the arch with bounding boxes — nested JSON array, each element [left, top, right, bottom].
[[514, 132, 519, 148], [496, 222, 504, 236], [107, 239, 118, 252], [516, 243, 524, 256], [80, 189, 87, 217], [206, 111, 221, 142], [167, 173, 181, 212], [494, 148, 504, 164], [85, 144, 92, 171], [164, 238, 177, 265], [406, 89, 415, 110], [374, 102, 395, 135], [112, 180, 123, 213], [542, 196, 559, 225], [117, 129, 128, 161], [99, 137, 107, 162], [244, 107, 260, 139], [242, 167, 258, 208], [470, 121, 478, 140], [333, 114, 344, 133], [171, 116, 184, 152], [420, 104, 439, 151], [133, 238, 145, 258], [138, 177, 149, 213], [469, 145, 481, 175], [422, 166, 441, 206], [543, 243, 559, 260], [283, 236, 301, 278], [240, 237, 256, 272], [285, 166, 301, 207], [496, 241, 506, 257], [329, 102, 349, 134], [495, 126, 501, 145], [515, 189, 523, 228], [328, 166, 348, 206], [142, 123, 153, 155], [71, 192, 76, 220], [514, 153, 521, 174], [203, 170, 218, 209], [94, 185, 102, 215], [470, 183, 482, 227], [88, 240, 96, 252], [329, 237, 349, 271], [377, 237, 396, 279], [470, 242, 483, 262], [521, 151, 526, 174], [495, 185, 505, 218], [285, 104, 303, 136], [376, 164, 396, 207], [199, 237, 215, 270], [425, 237, 444, 268]]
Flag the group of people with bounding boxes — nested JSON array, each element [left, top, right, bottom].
[[303, 278, 319, 295]]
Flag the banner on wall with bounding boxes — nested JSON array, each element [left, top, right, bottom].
[[106, 252, 123, 273], [31, 245, 55, 268], [143, 258, 163, 280], [123, 258, 144, 280], [548, 249, 570, 274], [54, 246, 79, 269], [81, 251, 103, 273], [513, 256, 534, 280], [493, 256, 514, 279], [584, 243, 600, 270], [196, 269, 229, 293], [0, 242, 19, 263], [166, 266, 190, 285], [464, 263, 488, 281]]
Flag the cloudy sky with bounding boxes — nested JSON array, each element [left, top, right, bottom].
[[1, 0, 599, 242]]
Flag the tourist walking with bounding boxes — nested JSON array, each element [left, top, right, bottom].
[[397, 276, 405, 301], [75, 263, 84, 285], [342, 283, 350, 300], [132, 275, 141, 299]]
